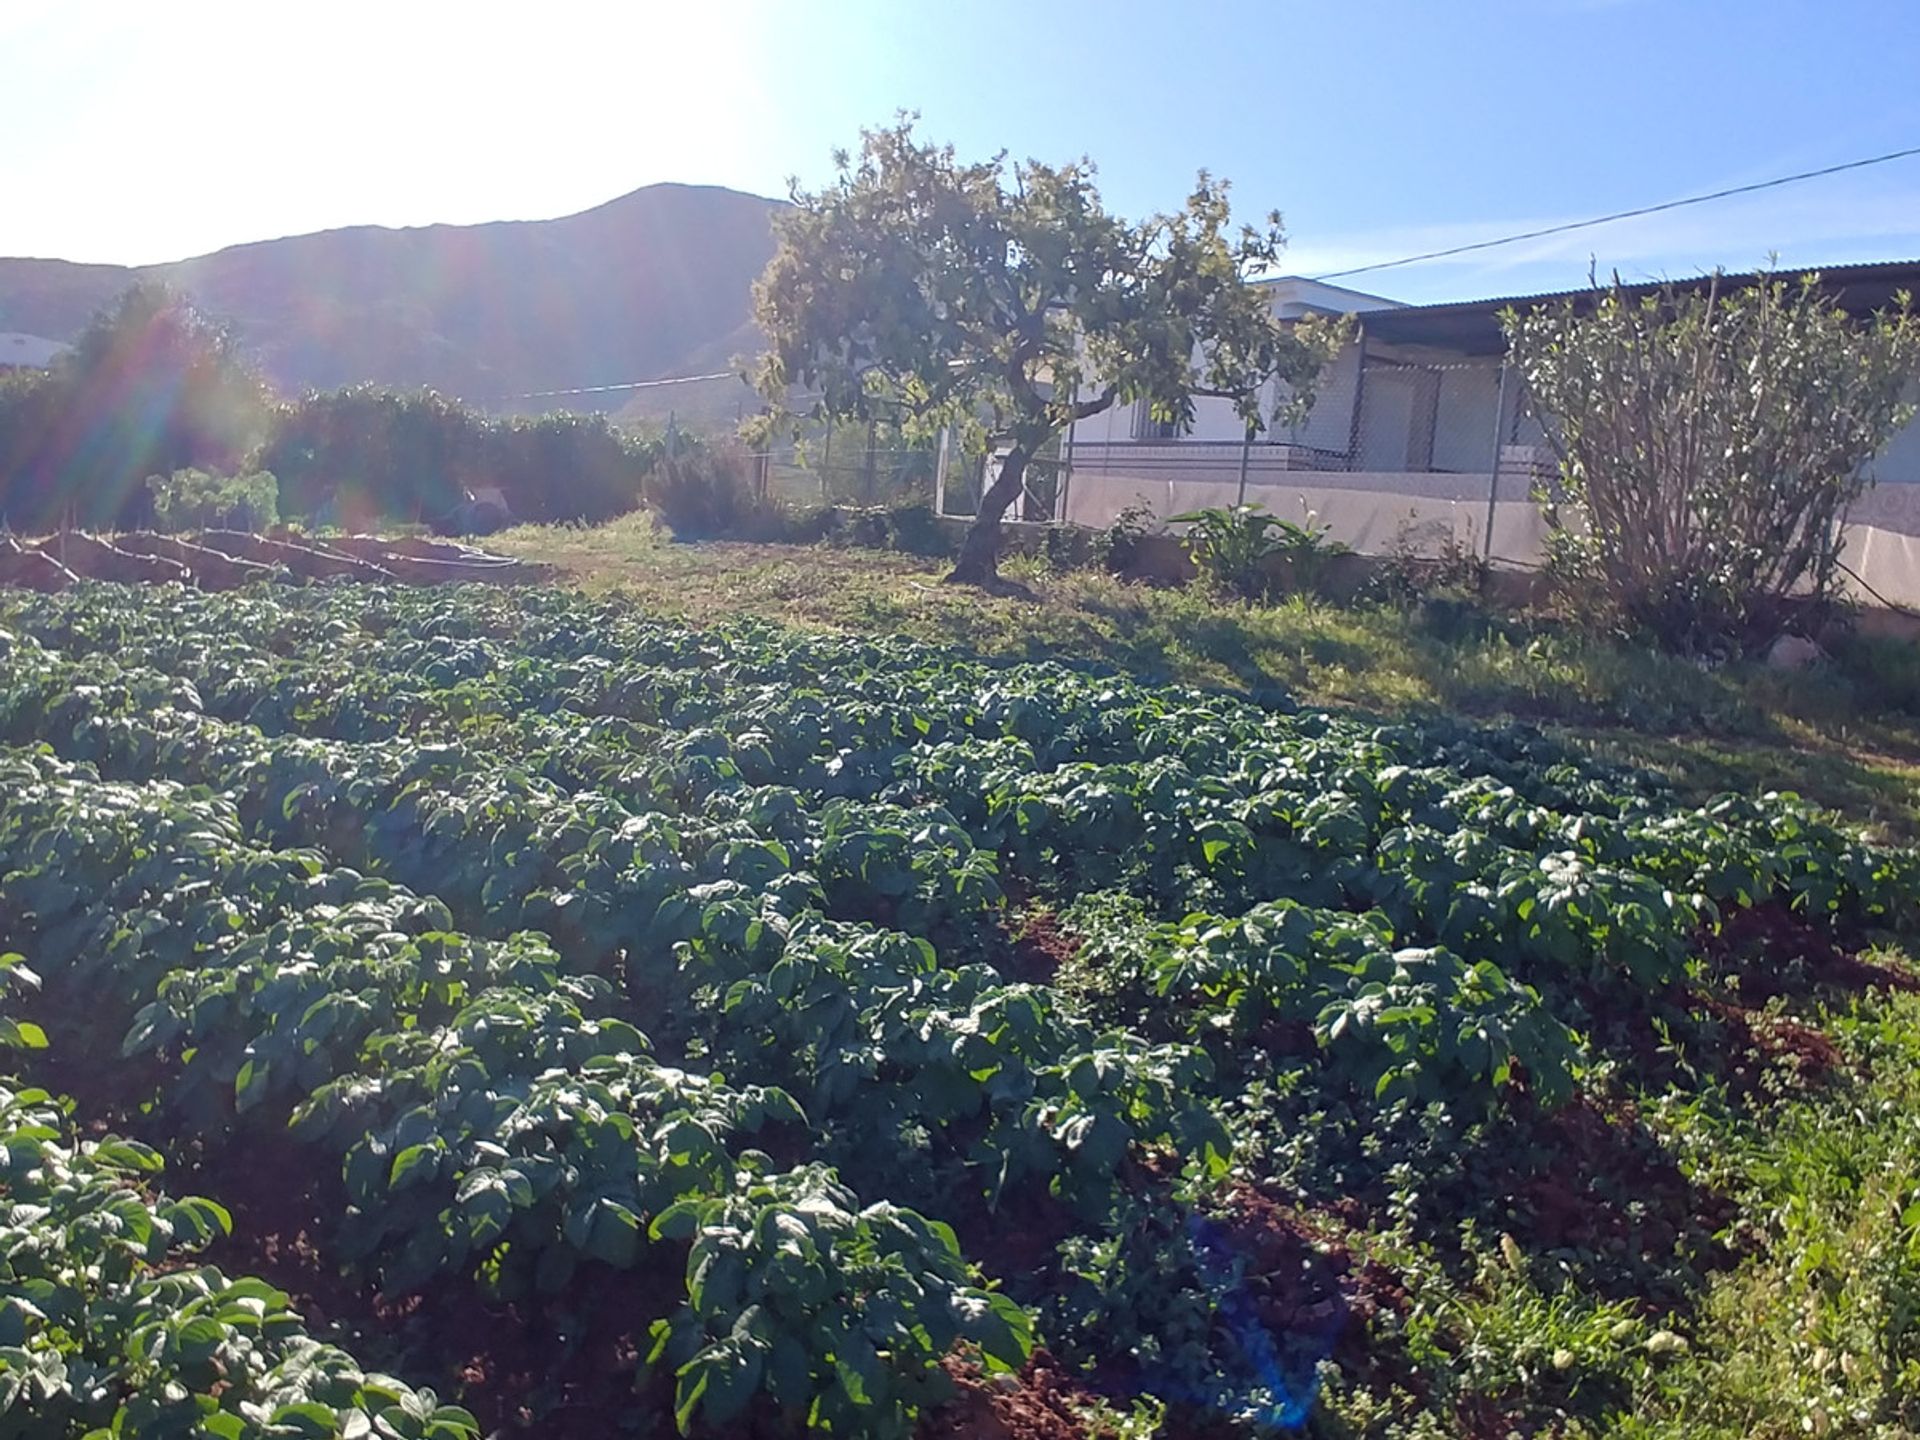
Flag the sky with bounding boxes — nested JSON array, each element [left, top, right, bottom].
[[4, 0, 1920, 306]]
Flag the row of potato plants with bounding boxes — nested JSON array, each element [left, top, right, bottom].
[[3, 583, 1916, 1434], [0, 753, 1030, 1436], [0, 956, 483, 1440]]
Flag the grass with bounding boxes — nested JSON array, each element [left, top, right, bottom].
[[493, 515, 1920, 838]]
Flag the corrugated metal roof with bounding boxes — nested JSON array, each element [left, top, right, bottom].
[[1357, 258, 1920, 355]]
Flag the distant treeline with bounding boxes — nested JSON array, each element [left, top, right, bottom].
[[0, 282, 672, 533]]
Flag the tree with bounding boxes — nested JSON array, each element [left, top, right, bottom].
[[752, 120, 1343, 585], [1505, 272, 1920, 649], [0, 283, 270, 531]]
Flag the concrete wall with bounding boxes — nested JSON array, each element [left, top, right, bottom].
[[1036, 287, 1920, 613]]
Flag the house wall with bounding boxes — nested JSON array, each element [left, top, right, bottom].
[[1042, 286, 1920, 611], [1283, 341, 1365, 453]]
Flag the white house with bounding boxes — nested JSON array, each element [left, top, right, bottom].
[[968, 261, 1920, 608], [0, 333, 66, 371]]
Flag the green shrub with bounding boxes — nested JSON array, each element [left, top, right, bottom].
[[145, 467, 280, 532], [1171, 502, 1345, 598], [643, 444, 766, 538], [1506, 271, 1920, 650], [259, 388, 647, 529], [882, 501, 951, 558], [1, 284, 270, 532], [1094, 502, 1159, 575]]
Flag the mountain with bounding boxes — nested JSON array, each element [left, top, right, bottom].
[[0, 184, 785, 412]]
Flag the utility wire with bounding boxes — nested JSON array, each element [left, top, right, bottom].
[[1310, 144, 1920, 282], [497, 144, 1920, 401], [504, 370, 738, 401]]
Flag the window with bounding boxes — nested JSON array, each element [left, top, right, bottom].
[[1132, 402, 1184, 440]]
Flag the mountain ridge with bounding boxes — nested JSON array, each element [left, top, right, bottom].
[[0, 183, 786, 411]]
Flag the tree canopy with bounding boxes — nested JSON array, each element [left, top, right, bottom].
[[753, 120, 1342, 583], [0, 282, 270, 531]]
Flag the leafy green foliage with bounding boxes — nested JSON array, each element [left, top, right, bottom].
[[0, 283, 270, 531], [1171, 502, 1346, 598], [0, 582, 1911, 1438], [753, 119, 1344, 580], [639, 435, 769, 538], [0, 1071, 478, 1440], [649, 1164, 1030, 1437], [145, 466, 280, 532], [1505, 271, 1920, 648], [258, 386, 647, 529]]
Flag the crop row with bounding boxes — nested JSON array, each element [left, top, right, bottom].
[[4, 583, 1916, 1435], [0, 753, 1036, 1435], [0, 957, 482, 1440]]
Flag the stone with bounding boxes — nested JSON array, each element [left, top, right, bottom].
[[1765, 633, 1825, 671]]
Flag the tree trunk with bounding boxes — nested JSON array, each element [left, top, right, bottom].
[[946, 444, 1029, 586]]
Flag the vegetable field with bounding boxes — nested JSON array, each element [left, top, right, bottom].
[[1, 583, 1916, 1439]]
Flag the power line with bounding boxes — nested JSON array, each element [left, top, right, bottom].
[[1309, 143, 1920, 282], [499, 143, 1920, 402], [505, 370, 739, 401]]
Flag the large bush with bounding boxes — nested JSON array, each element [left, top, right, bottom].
[[257, 388, 646, 529], [0, 284, 270, 531], [640, 437, 765, 538], [256, 387, 469, 527], [1506, 272, 1920, 649]]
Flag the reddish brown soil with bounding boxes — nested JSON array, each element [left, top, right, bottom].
[[1705, 901, 1918, 1000], [1001, 908, 1082, 986], [951, 1184, 1084, 1289], [1212, 1184, 1413, 1386], [25, 1010, 677, 1439], [175, 1127, 683, 1437], [1695, 995, 1843, 1084], [921, 1352, 1097, 1440], [1490, 1092, 1740, 1296]]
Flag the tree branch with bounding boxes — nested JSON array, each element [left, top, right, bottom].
[[1069, 384, 1118, 420]]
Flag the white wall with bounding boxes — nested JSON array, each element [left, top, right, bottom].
[[1868, 383, 1920, 485], [1430, 363, 1503, 472], [1282, 340, 1364, 453], [0, 333, 64, 369], [1063, 278, 1398, 452]]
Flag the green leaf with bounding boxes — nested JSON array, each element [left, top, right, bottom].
[[0, 1018, 46, 1051], [583, 1200, 642, 1268], [673, 1362, 712, 1434], [94, 1139, 164, 1173], [176, 1314, 229, 1363], [269, 1402, 344, 1437], [164, 1196, 234, 1244], [389, 1141, 443, 1191]]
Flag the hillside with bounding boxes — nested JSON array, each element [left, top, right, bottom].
[[0, 184, 784, 411]]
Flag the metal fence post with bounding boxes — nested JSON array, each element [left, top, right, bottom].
[[1345, 323, 1370, 469], [820, 419, 832, 503], [934, 428, 949, 515], [1058, 402, 1076, 526], [1482, 362, 1511, 561]]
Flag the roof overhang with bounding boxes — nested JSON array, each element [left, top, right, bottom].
[[1355, 259, 1920, 357]]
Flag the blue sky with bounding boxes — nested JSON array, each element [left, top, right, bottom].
[[5, 0, 1919, 304]]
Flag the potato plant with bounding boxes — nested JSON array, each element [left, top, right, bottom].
[[0, 583, 1913, 1436]]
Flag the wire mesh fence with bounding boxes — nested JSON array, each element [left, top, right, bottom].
[[511, 352, 1920, 610], [752, 432, 938, 508], [961, 358, 1558, 564]]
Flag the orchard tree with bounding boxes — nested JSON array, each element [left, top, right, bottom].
[[753, 120, 1343, 585]]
